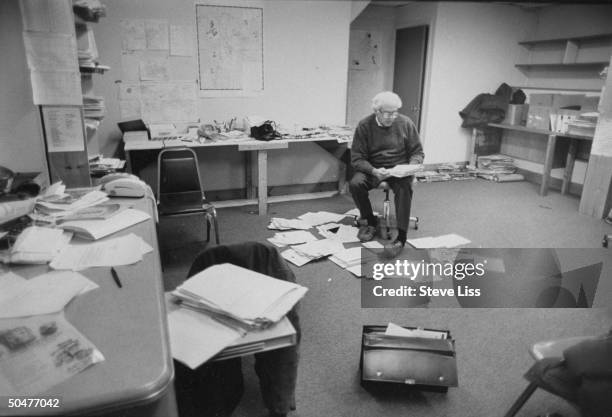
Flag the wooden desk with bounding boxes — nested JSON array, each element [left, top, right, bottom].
[[124, 136, 351, 216], [0, 197, 178, 416], [487, 123, 593, 196]]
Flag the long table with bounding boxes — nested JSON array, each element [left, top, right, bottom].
[[0, 197, 178, 416], [124, 135, 351, 216], [487, 123, 594, 196]]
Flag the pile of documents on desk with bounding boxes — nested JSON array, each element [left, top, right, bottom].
[[167, 263, 307, 369], [1, 183, 153, 269], [0, 270, 104, 395], [89, 154, 125, 176]]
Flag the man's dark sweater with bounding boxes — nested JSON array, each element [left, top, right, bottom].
[[351, 113, 424, 174]]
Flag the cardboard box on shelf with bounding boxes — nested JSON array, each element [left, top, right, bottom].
[[504, 104, 528, 126]]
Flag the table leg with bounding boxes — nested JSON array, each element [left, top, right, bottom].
[[245, 151, 255, 199], [469, 128, 479, 168], [562, 139, 578, 195], [258, 150, 268, 215], [125, 150, 133, 174], [541, 134, 557, 196]]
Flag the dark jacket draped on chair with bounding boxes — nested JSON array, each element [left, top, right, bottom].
[[174, 241, 300, 417]]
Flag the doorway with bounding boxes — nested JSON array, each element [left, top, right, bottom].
[[393, 25, 428, 130]]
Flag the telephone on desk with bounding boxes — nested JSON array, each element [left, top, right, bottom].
[[99, 173, 147, 198]]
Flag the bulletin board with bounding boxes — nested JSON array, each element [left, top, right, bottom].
[[118, 17, 198, 123], [195, 4, 263, 95]]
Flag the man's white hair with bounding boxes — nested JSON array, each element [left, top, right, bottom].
[[372, 91, 402, 111]]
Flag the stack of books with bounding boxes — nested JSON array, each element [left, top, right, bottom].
[[167, 263, 308, 369], [476, 154, 518, 181], [83, 95, 106, 120], [567, 112, 598, 137]]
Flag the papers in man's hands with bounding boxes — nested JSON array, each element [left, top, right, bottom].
[[58, 208, 150, 240], [172, 263, 307, 329], [49, 233, 153, 271], [0, 271, 98, 319], [387, 164, 423, 178]]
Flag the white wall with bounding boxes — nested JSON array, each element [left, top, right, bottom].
[[94, 0, 352, 190], [347, 6, 396, 126], [420, 2, 534, 164], [0, 0, 48, 178]]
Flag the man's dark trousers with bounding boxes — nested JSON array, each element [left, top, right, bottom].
[[348, 172, 413, 231]]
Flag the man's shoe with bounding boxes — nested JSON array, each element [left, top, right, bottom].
[[382, 239, 404, 259], [358, 225, 376, 242]]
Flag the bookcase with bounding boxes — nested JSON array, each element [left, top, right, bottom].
[[21, 0, 107, 188]]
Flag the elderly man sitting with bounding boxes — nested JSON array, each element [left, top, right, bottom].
[[349, 91, 424, 257]]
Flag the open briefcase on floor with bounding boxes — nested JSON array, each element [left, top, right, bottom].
[[360, 325, 458, 392]]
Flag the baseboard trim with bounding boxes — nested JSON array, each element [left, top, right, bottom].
[[213, 191, 339, 209]]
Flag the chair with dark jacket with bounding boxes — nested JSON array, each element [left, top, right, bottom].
[[156, 147, 219, 244], [173, 241, 301, 417]]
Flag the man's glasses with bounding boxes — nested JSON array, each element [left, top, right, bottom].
[[377, 110, 399, 118]]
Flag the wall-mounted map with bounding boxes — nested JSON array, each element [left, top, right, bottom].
[[196, 4, 263, 94]]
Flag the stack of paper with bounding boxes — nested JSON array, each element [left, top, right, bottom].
[[267, 230, 317, 247], [166, 292, 297, 369], [267, 217, 311, 230], [297, 211, 347, 227], [58, 209, 150, 240], [172, 263, 308, 329], [2, 226, 72, 264], [36, 189, 109, 220], [83, 95, 105, 120]]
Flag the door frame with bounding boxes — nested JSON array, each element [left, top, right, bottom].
[[393, 22, 435, 148]]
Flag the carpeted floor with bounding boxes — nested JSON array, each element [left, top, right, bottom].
[[158, 180, 612, 417]]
